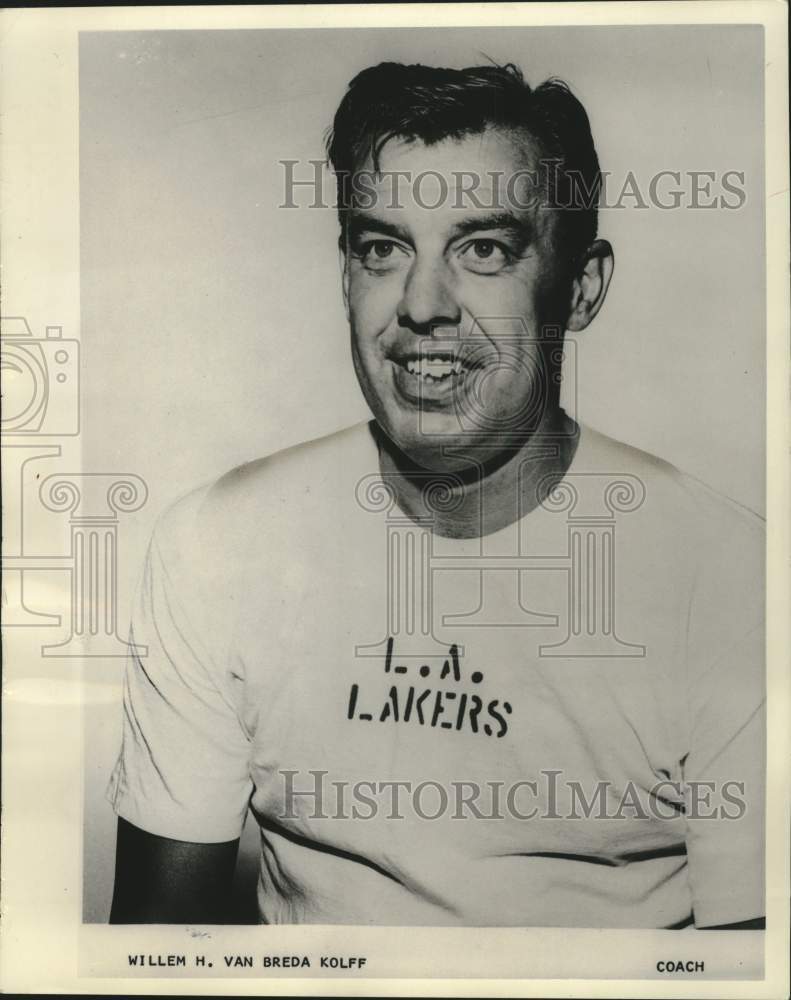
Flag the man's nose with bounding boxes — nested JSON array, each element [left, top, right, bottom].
[[397, 257, 461, 330]]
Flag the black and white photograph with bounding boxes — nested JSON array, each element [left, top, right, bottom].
[[1, 3, 788, 995]]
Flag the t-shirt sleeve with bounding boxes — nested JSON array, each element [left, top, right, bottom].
[[106, 500, 253, 843], [682, 507, 765, 927]]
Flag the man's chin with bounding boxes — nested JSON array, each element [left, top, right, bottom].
[[379, 418, 496, 476]]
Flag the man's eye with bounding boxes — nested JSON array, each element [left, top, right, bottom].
[[368, 241, 395, 259], [459, 239, 512, 273], [471, 240, 498, 258], [354, 239, 407, 270]]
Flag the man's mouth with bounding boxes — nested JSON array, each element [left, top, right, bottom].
[[394, 350, 476, 384]]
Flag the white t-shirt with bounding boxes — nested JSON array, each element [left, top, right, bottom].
[[107, 420, 765, 927]]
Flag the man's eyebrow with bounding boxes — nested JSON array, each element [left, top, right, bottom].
[[345, 210, 533, 245], [346, 213, 411, 243], [449, 213, 532, 240]]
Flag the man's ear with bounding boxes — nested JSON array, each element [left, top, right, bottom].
[[338, 238, 350, 321], [566, 239, 614, 333]]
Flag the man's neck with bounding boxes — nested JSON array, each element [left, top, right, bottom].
[[375, 410, 580, 539]]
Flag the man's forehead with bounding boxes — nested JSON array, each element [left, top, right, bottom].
[[351, 127, 549, 227], [368, 126, 543, 175]]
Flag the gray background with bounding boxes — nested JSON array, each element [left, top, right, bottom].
[[80, 25, 765, 921]]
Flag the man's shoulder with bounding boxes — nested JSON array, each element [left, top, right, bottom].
[[576, 423, 764, 571], [154, 420, 375, 559], [208, 419, 376, 524], [578, 423, 763, 522]]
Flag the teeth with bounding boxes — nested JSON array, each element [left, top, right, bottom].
[[403, 355, 466, 381]]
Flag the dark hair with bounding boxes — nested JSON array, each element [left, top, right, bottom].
[[326, 61, 601, 263]]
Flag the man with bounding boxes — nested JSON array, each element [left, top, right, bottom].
[[107, 62, 764, 928]]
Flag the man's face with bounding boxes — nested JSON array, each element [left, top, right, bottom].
[[341, 128, 573, 473]]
